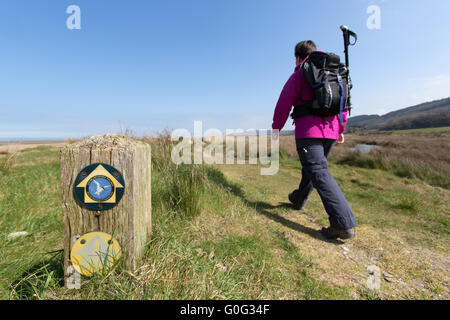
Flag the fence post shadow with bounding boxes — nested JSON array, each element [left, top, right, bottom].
[[207, 168, 343, 244], [8, 250, 65, 299]]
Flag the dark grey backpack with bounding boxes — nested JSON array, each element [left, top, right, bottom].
[[291, 51, 352, 123]]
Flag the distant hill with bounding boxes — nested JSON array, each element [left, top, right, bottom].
[[348, 97, 450, 131]]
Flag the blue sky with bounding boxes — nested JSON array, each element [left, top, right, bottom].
[[1, 0, 449, 139]]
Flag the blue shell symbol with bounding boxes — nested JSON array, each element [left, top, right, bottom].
[[87, 177, 113, 201]]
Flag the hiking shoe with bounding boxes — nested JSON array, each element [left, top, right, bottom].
[[288, 192, 303, 210], [320, 227, 355, 240]]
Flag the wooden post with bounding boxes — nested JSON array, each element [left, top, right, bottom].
[[60, 134, 151, 278]]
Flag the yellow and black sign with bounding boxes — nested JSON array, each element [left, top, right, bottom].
[[70, 232, 122, 277], [74, 163, 125, 211]]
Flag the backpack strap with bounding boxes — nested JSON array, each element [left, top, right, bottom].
[[336, 72, 345, 127], [291, 58, 315, 120], [291, 100, 313, 120]]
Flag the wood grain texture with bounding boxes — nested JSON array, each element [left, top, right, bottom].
[[60, 134, 151, 279]]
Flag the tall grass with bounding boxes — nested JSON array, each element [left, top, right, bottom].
[[0, 152, 18, 175], [144, 133, 205, 218]]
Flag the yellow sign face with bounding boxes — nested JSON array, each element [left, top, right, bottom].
[[70, 232, 122, 277]]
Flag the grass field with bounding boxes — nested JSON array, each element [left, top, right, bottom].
[[280, 128, 450, 189], [387, 126, 450, 134], [0, 131, 449, 300]]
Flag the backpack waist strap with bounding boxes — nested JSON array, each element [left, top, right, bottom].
[[291, 101, 313, 120]]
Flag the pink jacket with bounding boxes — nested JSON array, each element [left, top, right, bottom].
[[272, 59, 348, 140]]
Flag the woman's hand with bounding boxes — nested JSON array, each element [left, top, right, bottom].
[[336, 133, 345, 145]]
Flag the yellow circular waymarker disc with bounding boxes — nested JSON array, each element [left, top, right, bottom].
[[70, 232, 122, 277]]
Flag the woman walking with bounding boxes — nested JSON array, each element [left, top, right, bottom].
[[272, 40, 358, 240]]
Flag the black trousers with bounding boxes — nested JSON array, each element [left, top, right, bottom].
[[291, 138, 358, 230]]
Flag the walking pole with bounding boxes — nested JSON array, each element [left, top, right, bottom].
[[339, 25, 357, 118], [340, 25, 357, 68]]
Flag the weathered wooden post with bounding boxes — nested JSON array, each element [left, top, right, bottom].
[[60, 134, 151, 282]]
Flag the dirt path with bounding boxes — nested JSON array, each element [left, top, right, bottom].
[[217, 162, 450, 299]]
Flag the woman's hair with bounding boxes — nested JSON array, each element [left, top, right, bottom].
[[295, 40, 317, 60]]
